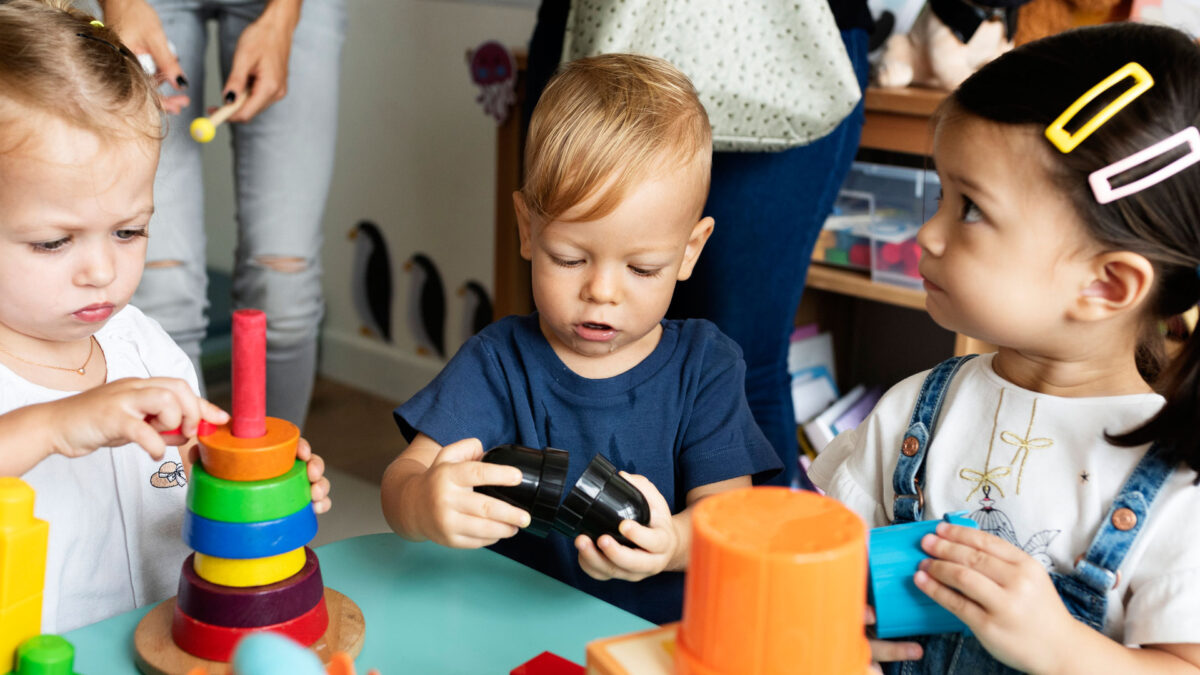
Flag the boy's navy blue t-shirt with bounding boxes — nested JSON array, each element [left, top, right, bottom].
[[394, 313, 780, 624]]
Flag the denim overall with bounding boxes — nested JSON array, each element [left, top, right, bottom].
[[883, 356, 1174, 674]]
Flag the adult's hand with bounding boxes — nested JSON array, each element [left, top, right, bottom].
[[222, 0, 302, 123], [99, 0, 190, 115]]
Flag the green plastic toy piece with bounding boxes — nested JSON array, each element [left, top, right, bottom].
[[187, 461, 309, 523], [12, 635, 79, 675]]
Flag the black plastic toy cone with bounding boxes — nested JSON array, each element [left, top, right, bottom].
[[554, 454, 650, 548], [475, 444, 569, 537]]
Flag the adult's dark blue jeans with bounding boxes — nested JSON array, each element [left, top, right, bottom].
[[668, 29, 871, 489]]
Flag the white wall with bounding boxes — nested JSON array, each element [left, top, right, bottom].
[[200, 0, 537, 402]]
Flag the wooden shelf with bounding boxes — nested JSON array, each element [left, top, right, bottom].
[[859, 86, 948, 156], [805, 264, 926, 311]]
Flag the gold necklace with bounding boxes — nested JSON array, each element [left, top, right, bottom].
[[0, 336, 96, 375]]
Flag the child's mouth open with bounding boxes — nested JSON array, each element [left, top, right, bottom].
[[576, 322, 617, 342]]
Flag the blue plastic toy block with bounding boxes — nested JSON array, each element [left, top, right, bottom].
[[182, 503, 316, 559], [869, 511, 979, 639]]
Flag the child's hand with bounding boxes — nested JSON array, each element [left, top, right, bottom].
[[574, 472, 682, 582], [296, 437, 331, 515], [915, 522, 1075, 673], [864, 605, 923, 667], [403, 438, 530, 548], [50, 377, 228, 461]]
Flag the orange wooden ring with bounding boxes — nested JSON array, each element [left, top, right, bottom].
[[198, 417, 299, 482], [171, 595, 328, 662]]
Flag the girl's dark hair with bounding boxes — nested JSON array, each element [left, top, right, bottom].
[[952, 22, 1200, 475]]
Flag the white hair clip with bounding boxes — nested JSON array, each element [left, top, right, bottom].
[[1088, 127, 1200, 204]]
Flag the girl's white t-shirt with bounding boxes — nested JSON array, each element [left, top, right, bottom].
[[810, 353, 1200, 645], [0, 305, 196, 632]]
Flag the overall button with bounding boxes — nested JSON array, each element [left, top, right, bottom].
[[1112, 507, 1137, 531], [901, 437, 920, 457]]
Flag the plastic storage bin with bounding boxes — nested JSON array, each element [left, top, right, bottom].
[[816, 162, 940, 289]]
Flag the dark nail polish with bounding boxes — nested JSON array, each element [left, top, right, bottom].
[[176, 75, 188, 88], [224, 91, 236, 104]]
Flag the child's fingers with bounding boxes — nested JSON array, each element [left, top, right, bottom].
[[914, 565, 988, 626], [310, 476, 330, 508], [198, 398, 230, 425], [444, 513, 520, 547], [869, 637, 923, 664], [576, 535, 619, 580], [613, 519, 669, 555], [126, 418, 168, 461], [304, 451, 324, 483], [596, 533, 659, 575], [921, 532, 1015, 587], [465, 492, 531, 530], [934, 523, 1025, 564], [618, 471, 671, 519], [455, 460, 523, 490], [432, 437, 486, 466]]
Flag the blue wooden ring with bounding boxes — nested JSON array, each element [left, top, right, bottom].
[[183, 503, 317, 559]]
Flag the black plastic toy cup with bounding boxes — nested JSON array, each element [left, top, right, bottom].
[[474, 444, 569, 537], [554, 454, 650, 548]]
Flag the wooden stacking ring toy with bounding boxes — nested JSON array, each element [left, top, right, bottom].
[[183, 503, 317, 559], [172, 595, 328, 661], [177, 548, 323, 627], [677, 487, 868, 675], [188, 460, 310, 523], [198, 417, 300, 482], [193, 547, 307, 588]]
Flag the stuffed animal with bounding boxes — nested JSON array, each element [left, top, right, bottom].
[[1014, 0, 1128, 46], [875, 0, 1036, 90]]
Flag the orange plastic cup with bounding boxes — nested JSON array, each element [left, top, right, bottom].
[[677, 487, 868, 675]]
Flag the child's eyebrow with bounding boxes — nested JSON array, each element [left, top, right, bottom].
[[943, 171, 992, 202]]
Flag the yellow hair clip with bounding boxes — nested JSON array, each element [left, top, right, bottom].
[[1045, 62, 1154, 154], [89, 19, 104, 28]]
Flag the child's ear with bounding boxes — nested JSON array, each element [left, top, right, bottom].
[[1071, 251, 1155, 321], [677, 216, 715, 281], [513, 192, 533, 261]]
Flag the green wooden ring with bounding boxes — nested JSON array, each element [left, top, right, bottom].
[[187, 460, 309, 523]]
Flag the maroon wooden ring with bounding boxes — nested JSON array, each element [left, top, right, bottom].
[[171, 596, 328, 662], [176, 547, 323, 627]]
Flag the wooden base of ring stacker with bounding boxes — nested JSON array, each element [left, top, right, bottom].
[[132, 588, 363, 673]]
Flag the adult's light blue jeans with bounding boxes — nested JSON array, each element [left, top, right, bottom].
[[133, 0, 346, 428]]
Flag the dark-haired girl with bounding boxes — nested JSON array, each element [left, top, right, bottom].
[[812, 22, 1200, 674]]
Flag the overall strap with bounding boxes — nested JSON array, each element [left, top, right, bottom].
[[1071, 442, 1174, 593], [892, 355, 980, 523]]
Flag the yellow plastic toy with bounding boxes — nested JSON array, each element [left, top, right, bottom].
[[1045, 62, 1153, 154], [0, 478, 49, 672], [189, 97, 245, 144], [192, 546, 306, 588]]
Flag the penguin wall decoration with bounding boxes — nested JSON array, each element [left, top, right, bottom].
[[348, 220, 393, 342], [405, 253, 447, 359], [458, 280, 494, 342]]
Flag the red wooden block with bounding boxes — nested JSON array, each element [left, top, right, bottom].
[[510, 651, 584, 675]]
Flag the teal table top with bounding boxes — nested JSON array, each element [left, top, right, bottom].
[[64, 533, 654, 673]]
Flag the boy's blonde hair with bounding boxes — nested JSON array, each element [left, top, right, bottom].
[[521, 54, 712, 225], [0, 0, 162, 152]]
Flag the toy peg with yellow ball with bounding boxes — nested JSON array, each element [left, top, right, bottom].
[[190, 97, 245, 144]]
